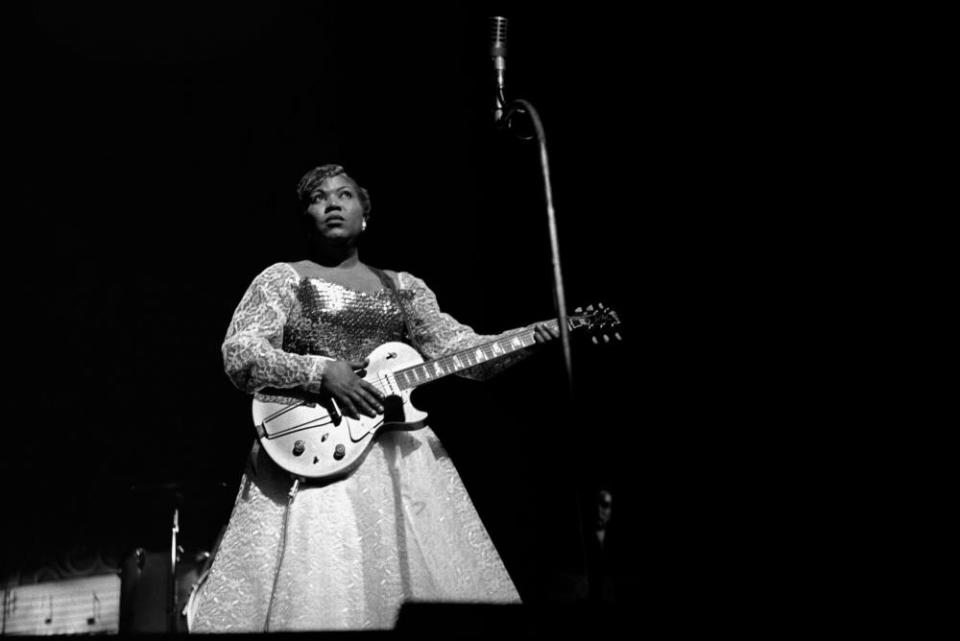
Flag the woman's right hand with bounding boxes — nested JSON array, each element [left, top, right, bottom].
[[319, 359, 385, 419]]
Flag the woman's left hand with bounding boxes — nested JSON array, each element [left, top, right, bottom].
[[531, 322, 560, 344]]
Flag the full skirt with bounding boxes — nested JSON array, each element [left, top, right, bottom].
[[188, 427, 520, 632]]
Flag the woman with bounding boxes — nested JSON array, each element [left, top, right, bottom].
[[188, 164, 558, 632]]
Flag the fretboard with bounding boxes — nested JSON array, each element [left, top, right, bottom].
[[393, 318, 570, 391]]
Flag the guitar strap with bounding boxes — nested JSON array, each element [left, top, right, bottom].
[[370, 266, 422, 355]]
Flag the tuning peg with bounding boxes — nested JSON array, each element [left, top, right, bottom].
[[614, 332, 623, 341], [586, 304, 594, 312], [575, 306, 582, 313], [591, 336, 599, 345], [598, 302, 606, 309], [602, 334, 610, 344]]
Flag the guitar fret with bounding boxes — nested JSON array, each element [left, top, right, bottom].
[[395, 328, 544, 391]]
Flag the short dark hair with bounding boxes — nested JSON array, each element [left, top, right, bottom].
[[296, 164, 371, 217]]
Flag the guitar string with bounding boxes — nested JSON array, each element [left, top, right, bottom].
[[268, 336, 531, 412], [396, 316, 605, 375], [270, 373, 394, 413], [263, 335, 526, 418], [260, 317, 614, 412], [391, 341, 534, 383]]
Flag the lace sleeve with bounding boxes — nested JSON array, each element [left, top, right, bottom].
[[397, 271, 532, 380], [222, 263, 332, 394]]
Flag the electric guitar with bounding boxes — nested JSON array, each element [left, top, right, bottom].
[[251, 304, 621, 482]]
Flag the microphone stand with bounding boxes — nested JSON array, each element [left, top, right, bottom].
[[499, 99, 590, 601], [499, 99, 573, 394]]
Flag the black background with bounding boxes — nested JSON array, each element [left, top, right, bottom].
[[4, 1, 830, 618]]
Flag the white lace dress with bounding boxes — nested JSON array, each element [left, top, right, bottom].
[[188, 263, 522, 632]]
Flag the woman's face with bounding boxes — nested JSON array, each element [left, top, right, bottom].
[[304, 174, 365, 243]]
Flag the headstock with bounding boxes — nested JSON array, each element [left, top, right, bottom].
[[571, 303, 623, 344]]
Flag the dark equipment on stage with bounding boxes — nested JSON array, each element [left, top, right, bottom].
[[118, 481, 226, 633]]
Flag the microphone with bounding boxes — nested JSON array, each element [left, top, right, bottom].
[[489, 16, 508, 123]]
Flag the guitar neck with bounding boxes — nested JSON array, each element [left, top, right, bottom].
[[393, 317, 571, 391]]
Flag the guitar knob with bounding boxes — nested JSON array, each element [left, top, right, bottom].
[[333, 444, 346, 460], [292, 440, 305, 456]]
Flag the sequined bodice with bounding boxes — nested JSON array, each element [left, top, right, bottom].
[[282, 278, 414, 362], [222, 263, 527, 398]]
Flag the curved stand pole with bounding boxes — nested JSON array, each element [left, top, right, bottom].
[[501, 99, 590, 599], [502, 99, 573, 394]]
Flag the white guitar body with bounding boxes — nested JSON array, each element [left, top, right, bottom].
[[251, 341, 427, 481], [250, 304, 622, 482]]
